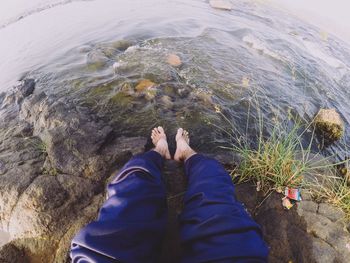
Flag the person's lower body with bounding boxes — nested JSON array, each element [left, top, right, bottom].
[[70, 150, 167, 263], [70, 127, 268, 263], [180, 153, 269, 262]]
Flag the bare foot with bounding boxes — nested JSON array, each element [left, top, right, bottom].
[[174, 128, 196, 162], [151, 127, 171, 159]]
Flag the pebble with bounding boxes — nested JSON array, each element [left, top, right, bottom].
[[166, 54, 182, 67], [135, 79, 156, 92], [209, 0, 233, 11], [196, 91, 213, 106]]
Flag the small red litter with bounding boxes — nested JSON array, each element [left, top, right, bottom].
[[284, 187, 302, 201]]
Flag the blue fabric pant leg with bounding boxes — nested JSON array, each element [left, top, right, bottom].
[[179, 154, 269, 263], [70, 150, 167, 263]]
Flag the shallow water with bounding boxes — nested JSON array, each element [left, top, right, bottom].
[[1, 0, 350, 155]]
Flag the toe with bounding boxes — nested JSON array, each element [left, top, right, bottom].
[[158, 126, 165, 135], [184, 130, 189, 139], [175, 128, 183, 141]]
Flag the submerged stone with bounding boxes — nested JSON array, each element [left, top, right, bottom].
[[314, 109, 344, 144], [163, 85, 176, 96], [135, 79, 156, 92], [166, 54, 182, 67], [86, 50, 109, 70], [120, 82, 135, 96], [111, 40, 133, 51], [160, 95, 174, 109], [145, 89, 157, 100], [177, 87, 190, 98], [209, 0, 233, 11], [89, 85, 114, 96], [195, 91, 214, 106], [78, 45, 92, 53], [110, 92, 134, 107]]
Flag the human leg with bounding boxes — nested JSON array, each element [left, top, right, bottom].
[[70, 127, 170, 263], [176, 129, 269, 263]]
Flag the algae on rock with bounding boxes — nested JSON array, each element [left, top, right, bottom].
[[314, 108, 344, 144]]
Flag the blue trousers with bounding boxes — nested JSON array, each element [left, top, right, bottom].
[[71, 151, 268, 263]]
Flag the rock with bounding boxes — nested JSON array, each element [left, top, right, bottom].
[[54, 194, 105, 262], [162, 85, 176, 96], [78, 45, 92, 53], [18, 79, 35, 98], [1, 79, 35, 108], [209, 0, 233, 11], [111, 40, 133, 51], [195, 90, 214, 106], [86, 50, 109, 70], [135, 79, 156, 92], [120, 82, 135, 96], [311, 237, 338, 263], [20, 93, 118, 177], [110, 92, 134, 107], [160, 95, 174, 109], [166, 54, 182, 67], [145, 89, 157, 100], [234, 183, 350, 263], [0, 230, 10, 247], [0, 80, 149, 262], [0, 243, 29, 263], [297, 200, 318, 213], [175, 85, 191, 98], [318, 203, 345, 222], [314, 108, 344, 144]]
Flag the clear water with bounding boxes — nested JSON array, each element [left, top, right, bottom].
[[1, 0, 350, 155]]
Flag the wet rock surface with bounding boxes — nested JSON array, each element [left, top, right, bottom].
[[0, 80, 349, 262], [0, 80, 147, 262]]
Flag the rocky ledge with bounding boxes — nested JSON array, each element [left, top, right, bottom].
[[0, 80, 349, 262]]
